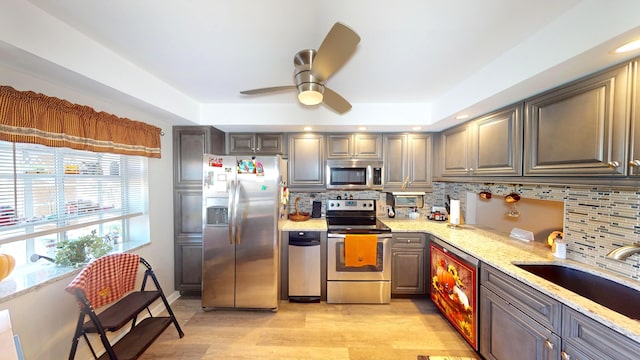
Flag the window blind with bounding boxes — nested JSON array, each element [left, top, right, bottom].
[[0, 140, 146, 245]]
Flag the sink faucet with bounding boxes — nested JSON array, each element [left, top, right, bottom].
[[606, 244, 640, 261]]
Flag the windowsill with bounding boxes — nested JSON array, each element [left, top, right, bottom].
[[0, 240, 151, 304]]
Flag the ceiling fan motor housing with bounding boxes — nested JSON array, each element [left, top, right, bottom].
[[294, 49, 324, 104], [240, 23, 359, 113]]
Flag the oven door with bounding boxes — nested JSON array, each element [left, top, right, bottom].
[[327, 233, 391, 281]]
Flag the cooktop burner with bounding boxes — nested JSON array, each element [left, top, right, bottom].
[[327, 220, 391, 234], [326, 199, 391, 234]]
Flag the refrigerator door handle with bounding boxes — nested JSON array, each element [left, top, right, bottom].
[[233, 179, 241, 245], [228, 179, 235, 244]]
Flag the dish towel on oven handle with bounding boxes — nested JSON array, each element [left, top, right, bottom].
[[344, 234, 378, 267]]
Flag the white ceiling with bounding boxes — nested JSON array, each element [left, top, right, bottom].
[[3, 0, 640, 132]]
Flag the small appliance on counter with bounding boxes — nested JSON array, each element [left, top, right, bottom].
[[386, 191, 425, 209]]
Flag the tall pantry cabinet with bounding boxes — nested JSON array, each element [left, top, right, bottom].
[[173, 126, 225, 293]]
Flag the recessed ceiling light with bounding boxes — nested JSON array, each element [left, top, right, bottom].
[[615, 39, 640, 53], [303, 126, 312, 131], [358, 127, 367, 131], [412, 126, 422, 131], [456, 114, 469, 120]]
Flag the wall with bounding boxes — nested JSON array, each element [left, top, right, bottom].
[[0, 64, 178, 359]]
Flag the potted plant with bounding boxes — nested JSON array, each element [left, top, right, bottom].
[[54, 230, 113, 267]]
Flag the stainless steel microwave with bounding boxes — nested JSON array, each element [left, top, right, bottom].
[[326, 159, 383, 190]]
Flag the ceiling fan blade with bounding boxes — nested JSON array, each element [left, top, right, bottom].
[[323, 87, 352, 114], [312, 22, 360, 81], [240, 85, 296, 95]]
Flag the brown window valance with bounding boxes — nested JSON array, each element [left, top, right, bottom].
[[0, 85, 162, 158]]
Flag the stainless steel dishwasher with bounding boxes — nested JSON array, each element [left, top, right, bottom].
[[288, 231, 321, 302]]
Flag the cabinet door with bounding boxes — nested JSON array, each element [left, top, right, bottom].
[[473, 104, 523, 176], [629, 60, 640, 176], [174, 189, 203, 239], [326, 134, 352, 158], [228, 133, 283, 154], [407, 134, 432, 188], [562, 306, 640, 360], [175, 241, 203, 292], [257, 133, 284, 154], [391, 249, 425, 294], [228, 133, 255, 154], [173, 127, 209, 187], [327, 134, 382, 159], [353, 134, 382, 159], [383, 134, 408, 187], [391, 233, 427, 295], [480, 286, 560, 360], [174, 126, 224, 185], [440, 124, 473, 176], [288, 134, 325, 188], [524, 64, 630, 176]]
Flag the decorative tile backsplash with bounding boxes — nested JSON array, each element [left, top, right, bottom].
[[437, 182, 640, 280], [290, 182, 640, 280]]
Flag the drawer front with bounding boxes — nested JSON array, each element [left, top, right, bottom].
[[392, 233, 426, 247], [481, 265, 561, 333], [480, 286, 560, 360], [563, 306, 640, 360]]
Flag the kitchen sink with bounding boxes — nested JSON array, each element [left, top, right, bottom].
[[514, 263, 640, 320]]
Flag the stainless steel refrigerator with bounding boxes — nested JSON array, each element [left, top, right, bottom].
[[201, 154, 287, 310]]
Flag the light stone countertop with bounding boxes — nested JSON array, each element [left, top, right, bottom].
[[281, 217, 640, 342], [280, 218, 328, 231]]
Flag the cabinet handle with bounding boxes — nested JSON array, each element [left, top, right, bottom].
[[607, 161, 620, 168], [544, 340, 554, 350], [561, 351, 571, 360], [630, 159, 640, 167]]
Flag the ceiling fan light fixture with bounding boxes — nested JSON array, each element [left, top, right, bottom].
[[297, 82, 324, 105]]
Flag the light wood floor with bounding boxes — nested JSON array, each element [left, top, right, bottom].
[[140, 296, 480, 360]]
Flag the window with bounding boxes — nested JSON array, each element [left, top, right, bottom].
[[0, 140, 148, 270]]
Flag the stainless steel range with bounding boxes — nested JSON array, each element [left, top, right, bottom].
[[326, 199, 392, 304]]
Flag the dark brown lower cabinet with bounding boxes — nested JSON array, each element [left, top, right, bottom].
[[391, 233, 427, 295], [173, 126, 224, 293], [480, 264, 640, 360], [175, 241, 203, 292], [562, 307, 640, 360], [480, 286, 560, 360]]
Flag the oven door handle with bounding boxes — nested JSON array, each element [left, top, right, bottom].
[[327, 233, 393, 239]]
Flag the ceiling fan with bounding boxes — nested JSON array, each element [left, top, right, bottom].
[[240, 22, 360, 114]]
